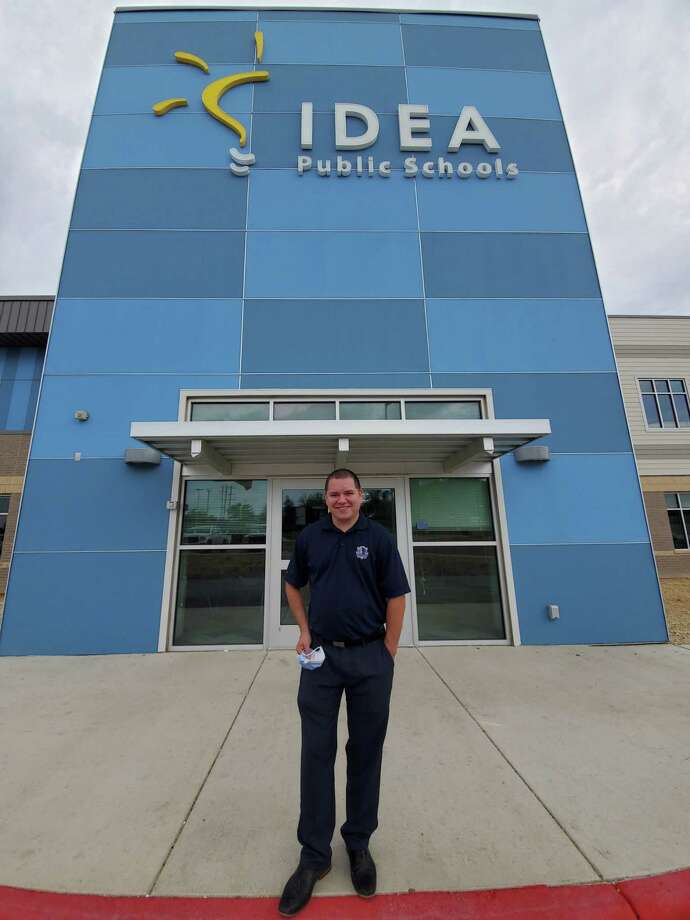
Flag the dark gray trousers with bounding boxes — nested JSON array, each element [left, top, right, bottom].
[[296, 636, 394, 868]]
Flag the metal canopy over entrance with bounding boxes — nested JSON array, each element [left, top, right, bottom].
[[130, 418, 551, 475]]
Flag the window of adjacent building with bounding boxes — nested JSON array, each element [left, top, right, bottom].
[[410, 478, 505, 641], [0, 495, 9, 555], [639, 379, 690, 428], [665, 493, 690, 550], [173, 480, 267, 646]]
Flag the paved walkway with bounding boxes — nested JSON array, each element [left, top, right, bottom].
[[1, 645, 689, 913]]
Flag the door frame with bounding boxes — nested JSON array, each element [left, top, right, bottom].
[[266, 476, 413, 649]]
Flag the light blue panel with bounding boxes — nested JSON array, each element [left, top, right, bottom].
[[59, 231, 244, 298], [251, 112, 401, 168], [427, 116, 573, 173], [115, 10, 258, 22], [30, 374, 239, 459], [400, 14, 539, 30], [422, 233, 599, 299], [16, 459, 172, 552], [431, 373, 631, 453], [417, 174, 585, 232], [242, 300, 428, 373], [15, 347, 44, 378], [244, 232, 423, 299], [259, 10, 397, 22], [94, 66, 252, 115], [72, 169, 247, 230], [427, 300, 615, 373], [253, 64, 406, 114], [105, 21, 256, 66], [83, 114, 243, 168], [241, 373, 431, 389], [406, 67, 560, 119], [0, 551, 165, 655], [45, 300, 241, 374], [247, 169, 417, 231], [511, 544, 667, 645], [5, 380, 34, 430], [501, 453, 649, 545], [261, 21, 403, 66], [402, 24, 548, 71]]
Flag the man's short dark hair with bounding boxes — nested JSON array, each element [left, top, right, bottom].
[[324, 468, 362, 492]]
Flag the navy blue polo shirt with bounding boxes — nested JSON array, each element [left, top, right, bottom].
[[285, 514, 411, 641]]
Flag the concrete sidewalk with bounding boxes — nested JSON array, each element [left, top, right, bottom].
[[1, 645, 689, 901]]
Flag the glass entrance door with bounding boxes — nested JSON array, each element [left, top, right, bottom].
[[268, 478, 412, 648]]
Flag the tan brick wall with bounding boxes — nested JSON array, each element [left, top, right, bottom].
[[0, 433, 31, 477], [641, 475, 690, 492], [643, 490, 676, 552], [660, 578, 690, 644], [0, 433, 31, 604]]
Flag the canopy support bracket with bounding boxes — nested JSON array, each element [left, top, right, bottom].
[[336, 437, 350, 468], [443, 437, 495, 472], [190, 438, 234, 476]]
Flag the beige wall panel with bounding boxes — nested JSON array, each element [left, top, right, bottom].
[[659, 577, 690, 644], [638, 459, 690, 476], [641, 475, 690, 492], [657, 555, 690, 578]]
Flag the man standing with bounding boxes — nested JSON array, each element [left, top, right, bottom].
[[278, 468, 410, 917]]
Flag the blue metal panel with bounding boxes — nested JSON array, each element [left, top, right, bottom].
[[0, 551, 165, 655], [431, 372, 631, 453], [72, 169, 247, 230], [406, 67, 560, 119], [427, 299, 615, 373], [15, 459, 172, 552], [30, 374, 239, 459], [261, 21, 404, 66], [59, 231, 245, 298], [247, 169, 417, 231], [240, 373, 431, 389], [417, 174, 586, 233], [400, 14, 539, 30], [511, 543, 667, 645], [95, 65, 253, 116], [83, 114, 239, 169], [5, 380, 35, 431], [45, 299, 242, 375], [251, 112, 401, 168], [105, 21, 256, 66], [115, 10, 258, 22], [501, 453, 649, 545], [421, 233, 600, 299], [402, 24, 549, 71], [15, 347, 44, 378], [259, 10, 398, 22], [242, 300, 429, 373], [245, 231, 423, 299], [428, 117, 573, 173], [253, 64, 406, 113]]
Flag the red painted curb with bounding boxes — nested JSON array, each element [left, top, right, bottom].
[[618, 867, 690, 919], [0, 881, 639, 920]]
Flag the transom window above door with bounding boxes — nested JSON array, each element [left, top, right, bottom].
[[190, 398, 483, 422]]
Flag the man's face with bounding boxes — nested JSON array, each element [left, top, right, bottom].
[[325, 476, 364, 525]]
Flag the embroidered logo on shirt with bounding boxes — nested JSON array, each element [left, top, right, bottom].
[[355, 545, 369, 560]]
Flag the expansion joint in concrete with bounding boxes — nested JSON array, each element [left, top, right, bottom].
[[416, 649, 607, 883], [147, 651, 270, 896]]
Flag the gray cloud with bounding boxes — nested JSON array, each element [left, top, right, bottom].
[[0, 0, 688, 313]]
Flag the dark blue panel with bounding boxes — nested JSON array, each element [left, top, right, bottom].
[[511, 543, 667, 645], [428, 117, 573, 174], [402, 24, 549, 71], [430, 373, 631, 453], [261, 20, 403, 66], [115, 10, 257, 22], [105, 21, 256, 66], [252, 112, 401, 168], [240, 373, 431, 389], [401, 13, 539, 30], [259, 10, 398, 21], [421, 233, 600, 299], [23, 377, 41, 431], [15, 459, 172, 552], [242, 300, 429, 373], [253, 64, 406, 113], [0, 551, 165, 655], [72, 169, 247, 230], [45, 299, 242, 375], [59, 231, 244, 298]]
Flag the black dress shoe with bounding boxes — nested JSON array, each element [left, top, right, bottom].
[[347, 847, 377, 897], [278, 863, 331, 916]]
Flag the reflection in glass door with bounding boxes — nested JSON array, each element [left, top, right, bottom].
[[270, 479, 408, 648]]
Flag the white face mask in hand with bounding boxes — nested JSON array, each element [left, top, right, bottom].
[[297, 646, 325, 670]]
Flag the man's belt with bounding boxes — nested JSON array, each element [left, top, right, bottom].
[[314, 627, 385, 648]]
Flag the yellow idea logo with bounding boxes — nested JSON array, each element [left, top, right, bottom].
[[152, 31, 268, 174]]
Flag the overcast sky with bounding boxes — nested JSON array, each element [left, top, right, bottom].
[[1, 0, 688, 313]]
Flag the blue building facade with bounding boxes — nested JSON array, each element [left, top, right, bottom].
[[0, 6, 668, 655]]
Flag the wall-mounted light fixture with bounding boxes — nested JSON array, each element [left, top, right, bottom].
[[74, 409, 89, 421]]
